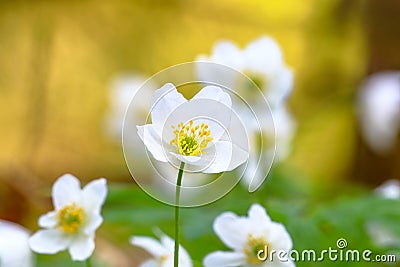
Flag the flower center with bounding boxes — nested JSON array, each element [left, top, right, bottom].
[[244, 234, 269, 264], [245, 72, 267, 92], [170, 120, 213, 156], [57, 203, 86, 234], [159, 254, 168, 265]]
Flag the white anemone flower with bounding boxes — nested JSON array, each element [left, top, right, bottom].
[[105, 75, 210, 186], [204, 204, 295, 267], [0, 220, 34, 267], [196, 36, 293, 108], [137, 83, 248, 173], [375, 179, 400, 199], [358, 71, 400, 154], [130, 234, 193, 267], [29, 174, 107, 261]]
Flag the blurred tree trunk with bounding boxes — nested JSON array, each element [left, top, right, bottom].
[[351, 0, 400, 185]]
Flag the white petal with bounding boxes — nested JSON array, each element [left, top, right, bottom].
[[140, 259, 159, 267], [203, 251, 245, 267], [375, 179, 400, 199], [248, 204, 271, 224], [137, 124, 168, 162], [228, 144, 249, 171], [211, 41, 243, 70], [69, 235, 95, 261], [195, 60, 239, 90], [38, 211, 57, 228], [150, 83, 187, 130], [359, 71, 400, 154], [192, 86, 232, 141], [29, 229, 71, 254], [161, 97, 231, 143], [130, 236, 168, 258], [202, 141, 231, 173], [162, 259, 174, 267], [243, 36, 283, 76], [163, 255, 193, 267], [159, 234, 193, 267], [266, 67, 294, 107], [203, 141, 248, 173], [169, 152, 211, 166], [83, 212, 103, 235], [247, 204, 275, 237], [279, 261, 296, 267], [160, 235, 192, 267], [0, 220, 34, 267], [213, 212, 249, 250], [192, 86, 232, 108], [267, 222, 293, 252], [82, 178, 107, 212], [179, 248, 193, 267], [159, 234, 175, 254], [240, 128, 275, 192], [241, 149, 272, 192], [52, 174, 82, 210], [366, 222, 400, 247], [271, 106, 296, 161], [240, 155, 258, 187], [268, 260, 296, 267]]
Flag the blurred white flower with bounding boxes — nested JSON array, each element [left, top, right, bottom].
[[368, 180, 400, 257], [196, 37, 296, 190], [130, 233, 193, 267], [270, 106, 296, 162], [105, 74, 152, 142], [358, 71, 400, 154], [366, 222, 400, 248], [203, 204, 295, 267], [0, 220, 34, 267], [29, 174, 107, 261], [196, 36, 293, 108], [375, 179, 400, 199], [137, 83, 248, 173], [240, 106, 296, 189]]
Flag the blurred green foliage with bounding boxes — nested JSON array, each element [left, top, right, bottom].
[[28, 165, 400, 266], [97, 170, 398, 267]]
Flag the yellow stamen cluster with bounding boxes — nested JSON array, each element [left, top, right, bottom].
[[57, 203, 86, 234], [243, 234, 269, 264], [170, 120, 213, 156], [159, 254, 168, 265]]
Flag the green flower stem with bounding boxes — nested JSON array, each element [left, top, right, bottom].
[[174, 161, 185, 267], [85, 258, 92, 267]]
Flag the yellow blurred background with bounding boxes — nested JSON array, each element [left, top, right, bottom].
[[1, 0, 399, 224]]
